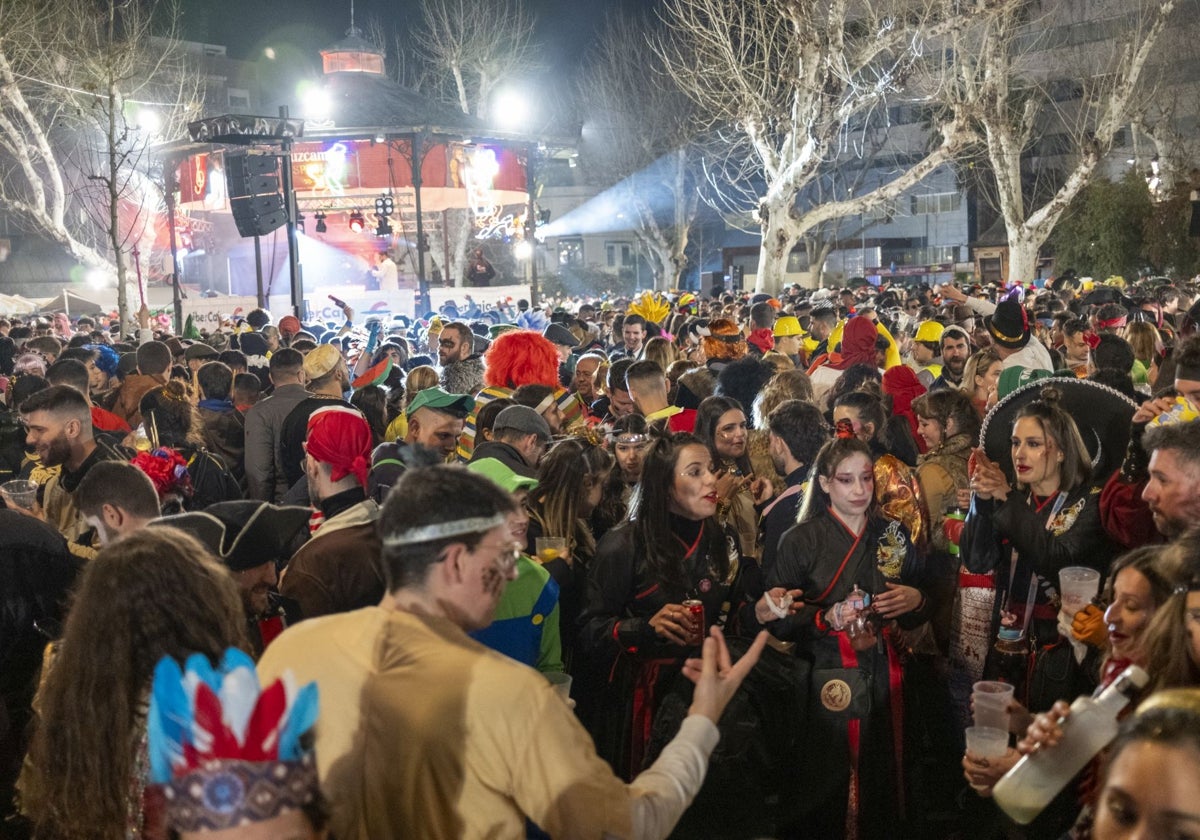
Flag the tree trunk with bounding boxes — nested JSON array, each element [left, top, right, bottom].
[[447, 208, 473, 287], [754, 200, 797, 294], [1005, 233, 1041, 288], [106, 70, 130, 332], [801, 239, 834, 289]]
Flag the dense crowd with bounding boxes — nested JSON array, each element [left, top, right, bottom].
[[3, 273, 1200, 839]]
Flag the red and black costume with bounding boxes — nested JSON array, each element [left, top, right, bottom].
[[767, 508, 926, 839], [577, 514, 743, 780]]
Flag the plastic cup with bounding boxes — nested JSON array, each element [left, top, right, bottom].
[[973, 680, 1015, 731], [536, 536, 567, 564], [1059, 567, 1101, 616], [965, 725, 1010, 759], [1, 479, 37, 510], [545, 671, 572, 703]]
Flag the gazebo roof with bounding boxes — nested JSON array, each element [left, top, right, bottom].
[[303, 69, 490, 138]]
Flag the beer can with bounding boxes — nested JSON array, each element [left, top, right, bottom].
[[682, 599, 705, 645]]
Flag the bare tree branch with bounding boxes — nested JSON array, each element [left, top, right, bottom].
[[656, 0, 991, 291]]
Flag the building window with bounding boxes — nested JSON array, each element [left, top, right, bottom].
[[910, 192, 962, 215], [606, 241, 634, 268], [558, 238, 583, 267], [227, 88, 250, 110]]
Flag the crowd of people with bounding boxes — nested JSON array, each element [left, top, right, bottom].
[[2, 273, 1200, 839]]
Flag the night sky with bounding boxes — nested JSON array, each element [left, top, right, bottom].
[[178, 0, 639, 88]]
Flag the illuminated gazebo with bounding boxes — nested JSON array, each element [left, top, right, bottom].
[[158, 27, 551, 321]]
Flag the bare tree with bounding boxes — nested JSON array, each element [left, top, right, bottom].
[[415, 0, 541, 122], [408, 0, 543, 287], [947, 0, 1179, 284], [0, 0, 202, 328], [577, 11, 700, 290], [657, 0, 992, 293]]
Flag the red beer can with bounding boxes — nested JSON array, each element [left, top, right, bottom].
[[682, 599, 705, 645]]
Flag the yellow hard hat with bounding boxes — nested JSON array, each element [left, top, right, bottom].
[[914, 320, 944, 343], [773, 315, 803, 337]]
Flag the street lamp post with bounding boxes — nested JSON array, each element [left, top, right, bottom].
[[526, 142, 539, 308], [412, 131, 431, 315]]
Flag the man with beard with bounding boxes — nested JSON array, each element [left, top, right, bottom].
[[592, 358, 636, 423], [438, 321, 485, 396], [155, 500, 311, 657], [930, 326, 972, 391], [279, 405, 384, 620], [1101, 397, 1200, 547], [278, 344, 355, 492], [18, 385, 131, 552], [1143, 417, 1200, 540]]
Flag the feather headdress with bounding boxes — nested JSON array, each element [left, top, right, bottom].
[[627, 292, 671, 326], [148, 648, 319, 832]]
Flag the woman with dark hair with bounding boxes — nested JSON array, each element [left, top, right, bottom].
[[350, 383, 388, 446], [18, 527, 249, 840], [474, 396, 516, 444], [578, 432, 743, 779], [913, 389, 981, 552], [592, 413, 649, 538], [954, 387, 1119, 722], [761, 429, 927, 837], [525, 437, 613, 665], [964, 546, 1186, 832], [910, 388, 981, 648], [694, 395, 773, 561], [137, 381, 242, 512], [833, 388, 920, 466]]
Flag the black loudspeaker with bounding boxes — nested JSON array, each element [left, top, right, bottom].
[[227, 153, 287, 238], [730, 265, 745, 291]]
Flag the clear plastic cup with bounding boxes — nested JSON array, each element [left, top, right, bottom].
[[973, 680, 1015, 731], [545, 671, 572, 703], [1, 479, 37, 510], [536, 536, 567, 564], [1059, 567, 1101, 616], [965, 725, 1010, 759]]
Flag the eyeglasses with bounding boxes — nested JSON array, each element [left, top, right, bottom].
[[477, 540, 522, 574]]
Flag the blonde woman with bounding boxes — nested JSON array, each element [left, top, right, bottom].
[[383, 365, 441, 441]]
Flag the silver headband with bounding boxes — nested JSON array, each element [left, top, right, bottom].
[[381, 513, 507, 547]]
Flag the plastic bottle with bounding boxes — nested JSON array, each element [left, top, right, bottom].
[[992, 664, 1149, 825]]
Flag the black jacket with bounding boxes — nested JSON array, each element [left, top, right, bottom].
[[962, 484, 1115, 645]]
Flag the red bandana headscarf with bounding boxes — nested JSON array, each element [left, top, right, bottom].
[[882, 365, 928, 452], [825, 316, 879, 371], [305, 406, 372, 488]]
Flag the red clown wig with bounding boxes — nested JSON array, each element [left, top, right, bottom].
[[483, 330, 560, 389]]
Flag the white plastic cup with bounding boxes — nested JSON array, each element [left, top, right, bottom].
[[973, 680, 1015, 731], [0, 479, 37, 510], [1059, 567, 1101, 616], [545, 671, 572, 704], [965, 725, 1010, 759]]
